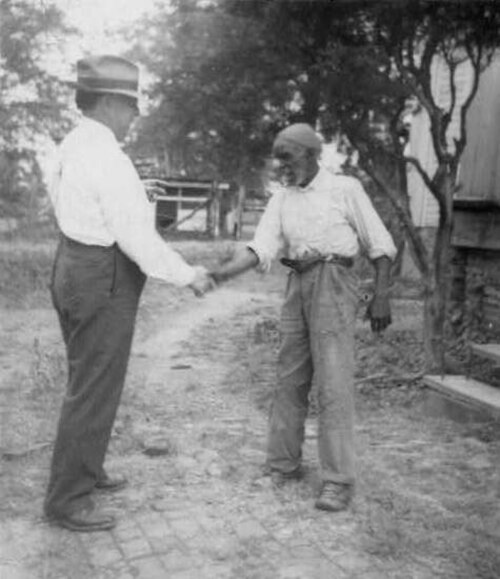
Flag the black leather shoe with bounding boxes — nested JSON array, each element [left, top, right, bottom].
[[95, 474, 128, 492], [50, 506, 116, 532]]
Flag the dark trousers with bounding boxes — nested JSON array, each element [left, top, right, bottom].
[[44, 235, 145, 517]]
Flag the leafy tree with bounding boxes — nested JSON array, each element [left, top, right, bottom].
[[228, 0, 500, 369], [328, 1, 500, 370], [128, 0, 301, 187], [0, 0, 72, 219], [130, 0, 500, 370]]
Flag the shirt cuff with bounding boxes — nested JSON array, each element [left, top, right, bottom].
[[246, 242, 271, 273], [368, 247, 397, 262], [149, 261, 197, 287], [178, 265, 197, 286]]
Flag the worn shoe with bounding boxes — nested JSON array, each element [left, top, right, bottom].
[[95, 474, 128, 493], [269, 467, 304, 488], [49, 506, 116, 532], [315, 483, 353, 512]]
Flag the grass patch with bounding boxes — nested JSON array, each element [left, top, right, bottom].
[[0, 338, 65, 518], [1, 339, 64, 453], [0, 242, 56, 308], [0, 235, 238, 309]]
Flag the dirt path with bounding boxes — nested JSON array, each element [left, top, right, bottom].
[[1, 267, 500, 578]]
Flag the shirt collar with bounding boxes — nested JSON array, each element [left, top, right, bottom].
[[79, 116, 117, 144]]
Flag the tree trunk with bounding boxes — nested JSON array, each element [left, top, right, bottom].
[[422, 172, 455, 372]]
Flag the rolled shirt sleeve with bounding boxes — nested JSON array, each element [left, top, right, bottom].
[[344, 178, 397, 261], [91, 149, 196, 287], [247, 189, 286, 272]]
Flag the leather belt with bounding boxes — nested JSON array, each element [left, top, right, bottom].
[[280, 254, 353, 274]]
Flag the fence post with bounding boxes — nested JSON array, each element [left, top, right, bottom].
[[211, 182, 221, 239], [234, 184, 246, 240]]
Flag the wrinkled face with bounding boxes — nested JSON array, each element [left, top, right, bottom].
[[103, 94, 139, 142], [272, 141, 318, 187]]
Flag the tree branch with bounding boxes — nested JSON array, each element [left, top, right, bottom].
[[393, 45, 429, 110], [418, 24, 440, 112], [441, 57, 458, 139], [406, 25, 418, 77], [403, 154, 443, 202], [392, 45, 444, 163], [345, 130, 431, 278]]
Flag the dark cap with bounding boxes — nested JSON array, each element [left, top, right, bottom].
[[273, 123, 322, 152]]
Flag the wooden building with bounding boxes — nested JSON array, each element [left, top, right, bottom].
[[150, 178, 230, 237], [413, 55, 500, 418], [451, 56, 500, 333], [133, 159, 232, 237], [406, 55, 500, 332]]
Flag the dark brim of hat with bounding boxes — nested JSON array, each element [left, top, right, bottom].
[[66, 80, 138, 100]]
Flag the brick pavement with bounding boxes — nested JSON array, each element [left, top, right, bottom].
[[1, 493, 390, 579], [0, 289, 438, 579]]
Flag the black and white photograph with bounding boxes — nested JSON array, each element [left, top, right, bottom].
[[1, 1, 500, 577]]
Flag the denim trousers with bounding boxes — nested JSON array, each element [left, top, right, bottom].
[[44, 235, 145, 516], [266, 261, 359, 485]]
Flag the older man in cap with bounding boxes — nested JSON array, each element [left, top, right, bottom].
[[44, 55, 213, 532], [211, 122, 396, 512]]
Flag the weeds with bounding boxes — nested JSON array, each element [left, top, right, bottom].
[[1, 339, 64, 456], [0, 243, 55, 308], [29, 337, 66, 399]]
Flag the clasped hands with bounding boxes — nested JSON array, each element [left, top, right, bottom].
[[188, 246, 257, 298], [188, 263, 235, 297], [188, 266, 217, 297]]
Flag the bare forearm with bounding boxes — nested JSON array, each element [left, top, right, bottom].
[[366, 255, 392, 333], [211, 247, 259, 283], [372, 255, 392, 297]]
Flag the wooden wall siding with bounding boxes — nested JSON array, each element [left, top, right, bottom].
[[456, 57, 500, 202], [452, 208, 500, 250], [407, 57, 474, 227]]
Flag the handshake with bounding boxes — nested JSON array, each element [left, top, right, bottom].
[[188, 266, 217, 298], [189, 247, 259, 297], [187, 246, 259, 297]]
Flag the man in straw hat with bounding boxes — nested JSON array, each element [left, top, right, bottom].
[[44, 55, 214, 532], [210, 122, 396, 512]]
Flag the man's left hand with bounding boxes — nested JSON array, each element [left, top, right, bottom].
[[365, 294, 392, 334]]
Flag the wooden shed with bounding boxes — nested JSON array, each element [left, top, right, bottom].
[[152, 178, 232, 237], [133, 159, 233, 237], [451, 56, 500, 333], [405, 54, 500, 332], [417, 55, 500, 418]]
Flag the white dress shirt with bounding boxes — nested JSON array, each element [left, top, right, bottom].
[[248, 167, 397, 272], [48, 117, 196, 287]]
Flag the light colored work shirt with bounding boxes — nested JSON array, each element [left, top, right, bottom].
[[48, 117, 196, 286], [248, 166, 397, 271]]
